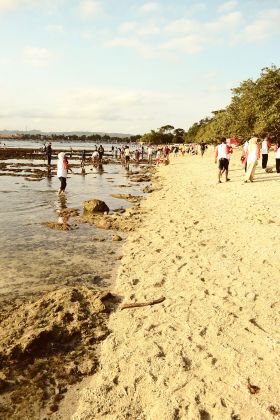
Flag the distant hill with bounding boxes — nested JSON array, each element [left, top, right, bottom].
[[0, 130, 133, 138]]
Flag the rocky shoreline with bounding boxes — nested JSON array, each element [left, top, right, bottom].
[[0, 153, 156, 419]]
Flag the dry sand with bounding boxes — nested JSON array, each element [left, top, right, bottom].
[[66, 151, 279, 419]]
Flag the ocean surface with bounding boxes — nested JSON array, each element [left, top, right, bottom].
[[0, 154, 147, 298], [0, 138, 144, 151]]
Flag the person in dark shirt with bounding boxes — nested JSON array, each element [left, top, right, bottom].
[[46, 142, 52, 166]]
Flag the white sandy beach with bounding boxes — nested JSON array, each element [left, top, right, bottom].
[[69, 151, 280, 419]]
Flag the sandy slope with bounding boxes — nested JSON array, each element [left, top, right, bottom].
[[71, 151, 280, 419]]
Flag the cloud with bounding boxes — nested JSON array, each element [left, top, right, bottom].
[[0, 86, 178, 125], [239, 8, 280, 42], [160, 35, 204, 54], [118, 21, 160, 36], [118, 22, 137, 33], [22, 47, 52, 67], [218, 1, 238, 13], [0, 0, 34, 11], [139, 2, 159, 13], [165, 19, 199, 34], [205, 11, 242, 31], [0, 0, 60, 13], [105, 37, 155, 57], [79, 0, 102, 19]]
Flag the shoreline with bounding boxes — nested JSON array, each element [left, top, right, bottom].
[[0, 158, 153, 418], [69, 151, 280, 419]]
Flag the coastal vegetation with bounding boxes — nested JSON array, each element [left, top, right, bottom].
[[184, 65, 280, 143], [140, 125, 185, 145]]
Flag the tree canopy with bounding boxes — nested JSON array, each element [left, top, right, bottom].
[[140, 126, 185, 145], [184, 66, 280, 144]]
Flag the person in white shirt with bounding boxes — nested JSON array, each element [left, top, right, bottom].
[[214, 138, 230, 183], [57, 152, 70, 195], [261, 135, 271, 169]]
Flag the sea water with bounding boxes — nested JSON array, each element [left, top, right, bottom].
[[0, 160, 146, 298]]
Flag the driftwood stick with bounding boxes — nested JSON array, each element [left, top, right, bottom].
[[121, 297, 165, 310]]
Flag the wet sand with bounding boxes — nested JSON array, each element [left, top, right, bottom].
[[70, 151, 280, 419]]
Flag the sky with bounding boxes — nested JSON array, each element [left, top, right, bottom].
[[0, 0, 279, 134]]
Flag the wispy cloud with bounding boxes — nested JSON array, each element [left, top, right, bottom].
[[218, 1, 238, 13], [238, 8, 280, 42], [79, 0, 102, 19], [0, 0, 61, 13], [139, 2, 159, 13], [118, 21, 160, 36], [108, 11, 243, 57], [22, 47, 52, 67]]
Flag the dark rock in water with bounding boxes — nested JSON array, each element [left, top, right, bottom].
[[83, 199, 109, 213], [130, 175, 151, 182]]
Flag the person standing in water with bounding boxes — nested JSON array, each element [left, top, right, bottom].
[[46, 142, 52, 166], [57, 152, 71, 195]]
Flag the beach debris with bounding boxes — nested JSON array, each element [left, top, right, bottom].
[[249, 318, 267, 333], [247, 378, 260, 394], [121, 296, 165, 310], [268, 405, 280, 416], [83, 199, 109, 213], [111, 193, 132, 199], [112, 235, 123, 241]]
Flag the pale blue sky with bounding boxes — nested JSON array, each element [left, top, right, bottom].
[[0, 0, 279, 134]]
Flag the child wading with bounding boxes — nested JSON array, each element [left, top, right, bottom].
[[57, 152, 70, 195]]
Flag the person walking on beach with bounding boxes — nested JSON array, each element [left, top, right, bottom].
[[261, 135, 271, 169], [200, 143, 206, 157], [244, 137, 260, 183], [274, 140, 280, 173], [215, 138, 230, 183], [57, 152, 71, 195], [46, 142, 52, 166], [241, 139, 249, 172]]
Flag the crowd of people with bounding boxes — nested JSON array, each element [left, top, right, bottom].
[[40, 135, 279, 195], [215, 135, 279, 184]]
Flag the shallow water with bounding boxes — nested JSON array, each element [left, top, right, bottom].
[[0, 161, 146, 298]]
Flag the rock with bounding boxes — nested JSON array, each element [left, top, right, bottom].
[[57, 208, 79, 217], [112, 235, 122, 242], [143, 185, 154, 193], [83, 199, 109, 213]]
